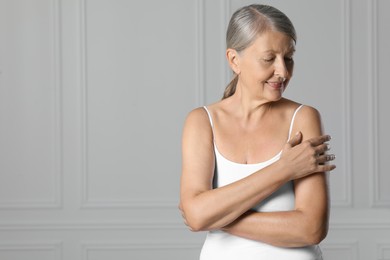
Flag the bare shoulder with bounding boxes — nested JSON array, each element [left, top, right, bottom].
[[296, 105, 322, 126], [294, 104, 323, 138], [184, 107, 209, 126], [184, 100, 228, 129], [277, 98, 320, 121], [277, 98, 323, 137], [182, 107, 213, 144]]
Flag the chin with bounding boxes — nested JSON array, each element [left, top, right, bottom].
[[260, 94, 283, 103], [268, 90, 285, 101]]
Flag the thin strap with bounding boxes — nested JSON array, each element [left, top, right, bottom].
[[203, 106, 214, 129], [287, 104, 304, 140]]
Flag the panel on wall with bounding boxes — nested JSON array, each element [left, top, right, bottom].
[[0, 241, 62, 260], [321, 241, 358, 260], [227, 0, 351, 206], [82, 242, 200, 260], [0, 0, 61, 208], [80, 0, 198, 208], [203, 0, 231, 104], [378, 242, 390, 260], [375, 0, 390, 206]]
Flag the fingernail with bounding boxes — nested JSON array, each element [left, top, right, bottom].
[[328, 135, 332, 140]]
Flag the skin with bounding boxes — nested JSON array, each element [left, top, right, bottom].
[[179, 29, 336, 248]]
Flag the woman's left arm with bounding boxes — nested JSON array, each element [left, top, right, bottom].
[[222, 106, 330, 248]]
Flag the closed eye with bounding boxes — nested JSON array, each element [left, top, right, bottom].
[[263, 57, 275, 63]]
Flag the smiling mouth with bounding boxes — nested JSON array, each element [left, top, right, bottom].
[[266, 81, 285, 89]]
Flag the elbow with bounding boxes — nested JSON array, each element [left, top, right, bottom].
[[301, 221, 328, 246], [179, 201, 210, 232], [187, 221, 207, 232], [305, 229, 327, 246], [184, 212, 210, 232]]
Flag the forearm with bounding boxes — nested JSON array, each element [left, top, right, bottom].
[[181, 161, 291, 231], [221, 209, 328, 247]]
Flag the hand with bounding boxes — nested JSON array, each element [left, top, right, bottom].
[[280, 132, 336, 180]]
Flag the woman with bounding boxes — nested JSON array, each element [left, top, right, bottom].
[[179, 4, 336, 260]]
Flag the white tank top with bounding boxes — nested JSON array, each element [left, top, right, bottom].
[[200, 105, 323, 260]]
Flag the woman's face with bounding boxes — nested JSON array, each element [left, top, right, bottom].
[[235, 30, 295, 101]]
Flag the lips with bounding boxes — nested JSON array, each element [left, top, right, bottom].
[[266, 81, 285, 89]]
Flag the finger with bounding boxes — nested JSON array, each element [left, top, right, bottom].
[[307, 134, 331, 147], [317, 163, 336, 172], [317, 153, 336, 164], [315, 143, 330, 156], [287, 131, 302, 147]]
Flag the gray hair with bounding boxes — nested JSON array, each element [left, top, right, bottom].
[[223, 4, 296, 99]]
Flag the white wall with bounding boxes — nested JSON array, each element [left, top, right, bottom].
[[0, 0, 389, 259]]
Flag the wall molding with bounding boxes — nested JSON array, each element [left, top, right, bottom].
[[368, 0, 389, 207], [377, 242, 390, 260], [333, 0, 353, 208], [81, 241, 201, 260], [0, 0, 62, 210], [81, 241, 201, 250], [330, 221, 390, 230], [320, 240, 358, 259], [0, 221, 185, 231], [0, 241, 62, 259], [78, 0, 201, 209], [220, 0, 232, 93], [80, 199, 178, 209], [79, 0, 89, 209], [1, 218, 390, 231], [195, 0, 206, 106]]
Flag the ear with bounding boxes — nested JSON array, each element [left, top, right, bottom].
[[226, 48, 240, 75]]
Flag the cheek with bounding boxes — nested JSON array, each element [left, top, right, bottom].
[[241, 61, 274, 81], [242, 63, 263, 78], [253, 64, 273, 78]]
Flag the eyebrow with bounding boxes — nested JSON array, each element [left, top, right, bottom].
[[262, 48, 296, 54]]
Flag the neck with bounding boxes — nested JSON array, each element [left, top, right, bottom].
[[230, 82, 274, 122]]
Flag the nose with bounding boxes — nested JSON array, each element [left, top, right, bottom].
[[274, 57, 289, 79]]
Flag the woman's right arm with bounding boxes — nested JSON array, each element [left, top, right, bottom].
[[179, 108, 334, 232]]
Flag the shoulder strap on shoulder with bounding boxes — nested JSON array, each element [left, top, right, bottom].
[[203, 106, 214, 129], [287, 104, 304, 140]]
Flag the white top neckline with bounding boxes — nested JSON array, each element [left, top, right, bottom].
[[203, 104, 303, 166]]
